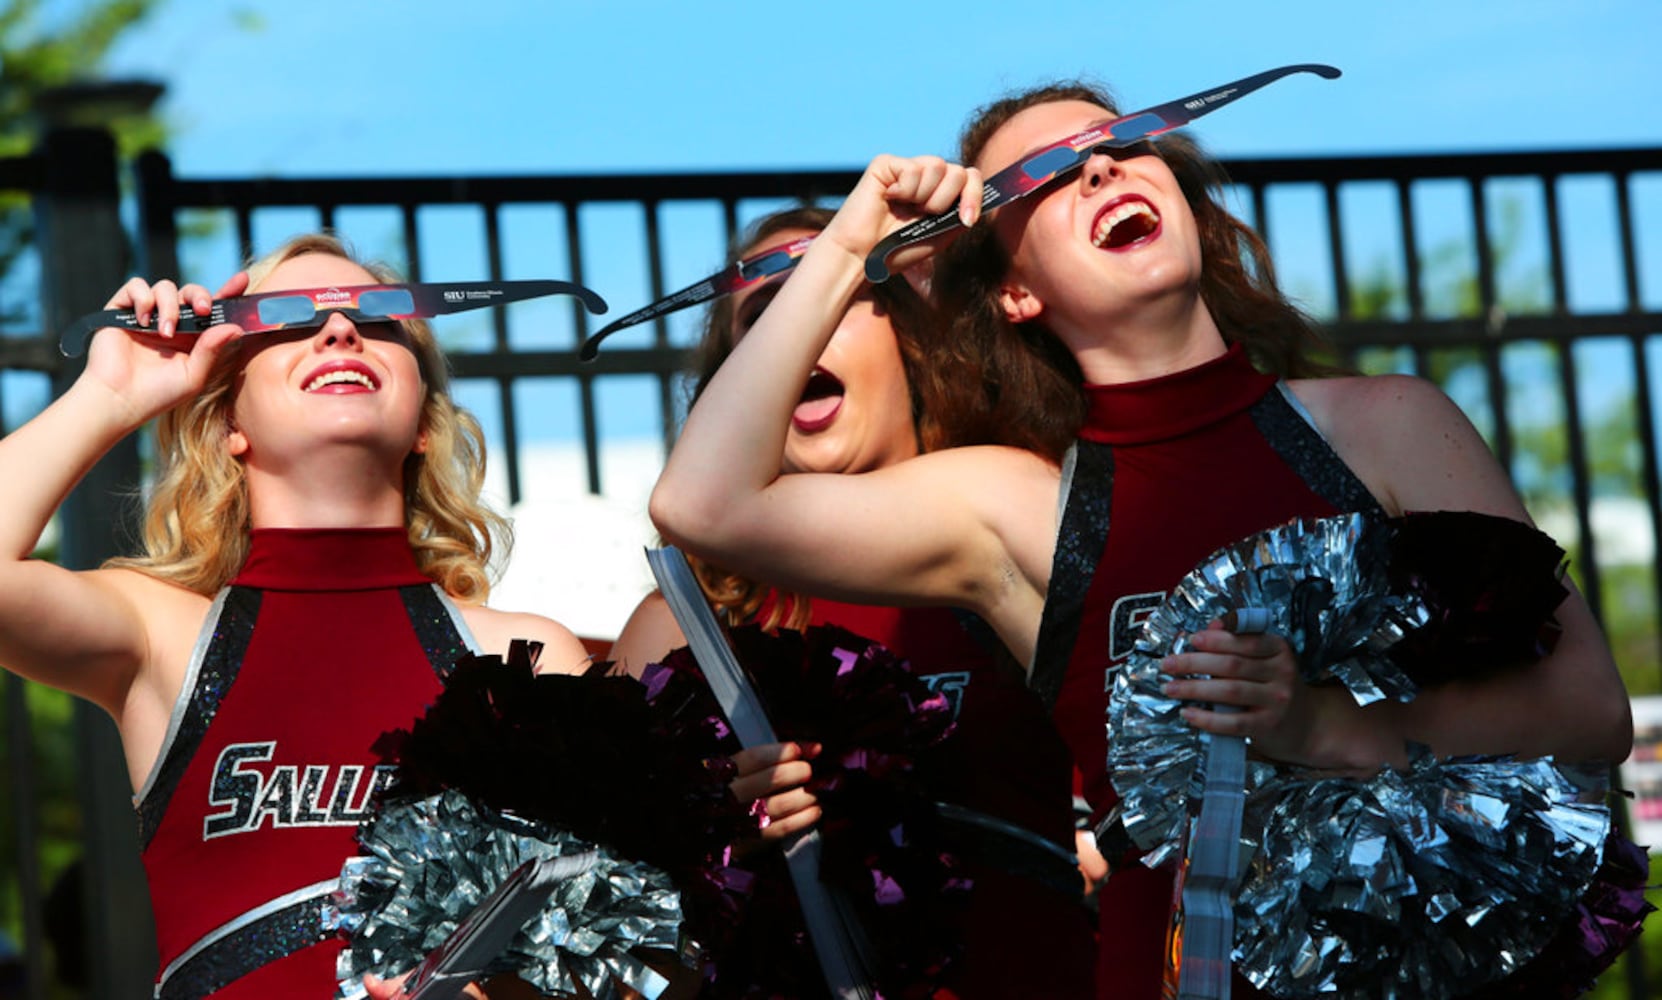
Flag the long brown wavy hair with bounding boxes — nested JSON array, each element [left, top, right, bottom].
[[683, 206, 991, 629], [936, 80, 1347, 460], [106, 233, 509, 602]]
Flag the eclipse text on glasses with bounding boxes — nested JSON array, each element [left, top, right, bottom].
[[61, 279, 608, 357]]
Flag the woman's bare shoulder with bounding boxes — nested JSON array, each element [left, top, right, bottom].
[[1287, 373, 1522, 518], [461, 604, 594, 675], [1286, 371, 1451, 420], [608, 591, 684, 678]]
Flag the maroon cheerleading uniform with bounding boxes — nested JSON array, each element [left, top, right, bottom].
[[787, 598, 1098, 998], [137, 528, 473, 999], [1027, 345, 1381, 999]]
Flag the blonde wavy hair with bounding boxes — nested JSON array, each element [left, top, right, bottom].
[[106, 233, 509, 602]]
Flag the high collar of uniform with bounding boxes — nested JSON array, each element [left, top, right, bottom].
[[231, 526, 431, 592], [1079, 342, 1276, 446]]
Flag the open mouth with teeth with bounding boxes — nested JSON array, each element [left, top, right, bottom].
[[792, 367, 845, 432], [1091, 196, 1161, 251], [304, 367, 380, 393]]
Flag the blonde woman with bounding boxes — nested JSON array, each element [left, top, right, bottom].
[[0, 234, 587, 998]]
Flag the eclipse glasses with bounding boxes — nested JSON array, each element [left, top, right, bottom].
[[61, 279, 608, 357]]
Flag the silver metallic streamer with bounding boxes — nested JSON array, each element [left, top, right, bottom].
[[1235, 750, 1607, 997], [1106, 512, 1611, 997], [327, 790, 686, 999], [1109, 512, 1429, 857]]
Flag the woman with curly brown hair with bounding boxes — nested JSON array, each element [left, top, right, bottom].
[[0, 233, 588, 998], [611, 205, 1096, 998], [651, 81, 1630, 998]]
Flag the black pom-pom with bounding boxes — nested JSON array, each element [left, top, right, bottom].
[[1387, 510, 1569, 685], [659, 624, 969, 998], [374, 640, 752, 924]]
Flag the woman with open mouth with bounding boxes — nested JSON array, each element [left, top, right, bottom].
[[650, 81, 1632, 999], [0, 233, 592, 998], [610, 205, 1097, 999]]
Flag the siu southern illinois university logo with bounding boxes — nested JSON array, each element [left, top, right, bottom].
[[202, 741, 395, 839]]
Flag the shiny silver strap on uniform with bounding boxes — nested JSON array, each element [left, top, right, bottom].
[[154, 879, 337, 1000]]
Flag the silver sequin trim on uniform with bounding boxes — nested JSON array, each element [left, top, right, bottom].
[[1251, 382, 1380, 513], [399, 584, 478, 681], [154, 879, 336, 1000], [1028, 440, 1114, 711], [136, 587, 262, 848]]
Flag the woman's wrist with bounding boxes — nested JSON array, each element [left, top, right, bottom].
[[65, 374, 150, 442], [1303, 685, 1411, 772]]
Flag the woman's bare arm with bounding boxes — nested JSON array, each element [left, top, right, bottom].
[[0, 278, 243, 714], [649, 156, 1059, 649], [463, 606, 593, 677], [1292, 373, 1632, 765], [607, 591, 686, 678]]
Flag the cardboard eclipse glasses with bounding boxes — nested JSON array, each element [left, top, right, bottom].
[[577, 61, 1339, 361], [60, 279, 608, 358]]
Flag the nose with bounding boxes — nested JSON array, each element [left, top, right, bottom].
[[311, 311, 362, 351], [1080, 148, 1125, 192]]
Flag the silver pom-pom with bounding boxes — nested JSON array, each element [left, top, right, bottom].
[[1105, 512, 1612, 997], [1109, 512, 1428, 859], [327, 790, 685, 999], [1236, 749, 1608, 997]]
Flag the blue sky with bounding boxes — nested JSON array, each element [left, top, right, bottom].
[[101, 0, 1662, 174]]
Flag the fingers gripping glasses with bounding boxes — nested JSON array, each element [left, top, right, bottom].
[[60, 279, 609, 357]]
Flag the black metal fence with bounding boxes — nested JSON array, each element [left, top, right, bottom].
[[2, 129, 1660, 996]]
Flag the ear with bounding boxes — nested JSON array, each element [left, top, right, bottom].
[[226, 420, 249, 458], [997, 280, 1045, 324], [412, 428, 430, 455]]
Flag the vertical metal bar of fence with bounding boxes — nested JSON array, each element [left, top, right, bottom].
[[34, 125, 154, 999], [564, 205, 602, 494], [1470, 175, 1515, 475], [233, 204, 253, 266], [1395, 178, 1432, 378], [1557, 335, 1605, 616], [401, 203, 423, 281], [134, 151, 182, 280], [644, 200, 677, 450], [1324, 181, 1350, 325], [721, 197, 739, 246], [483, 204, 523, 506]]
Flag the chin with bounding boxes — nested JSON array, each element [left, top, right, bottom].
[[783, 443, 857, 477]]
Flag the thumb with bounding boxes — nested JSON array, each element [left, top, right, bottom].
[[185, 324, 244, 383]]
